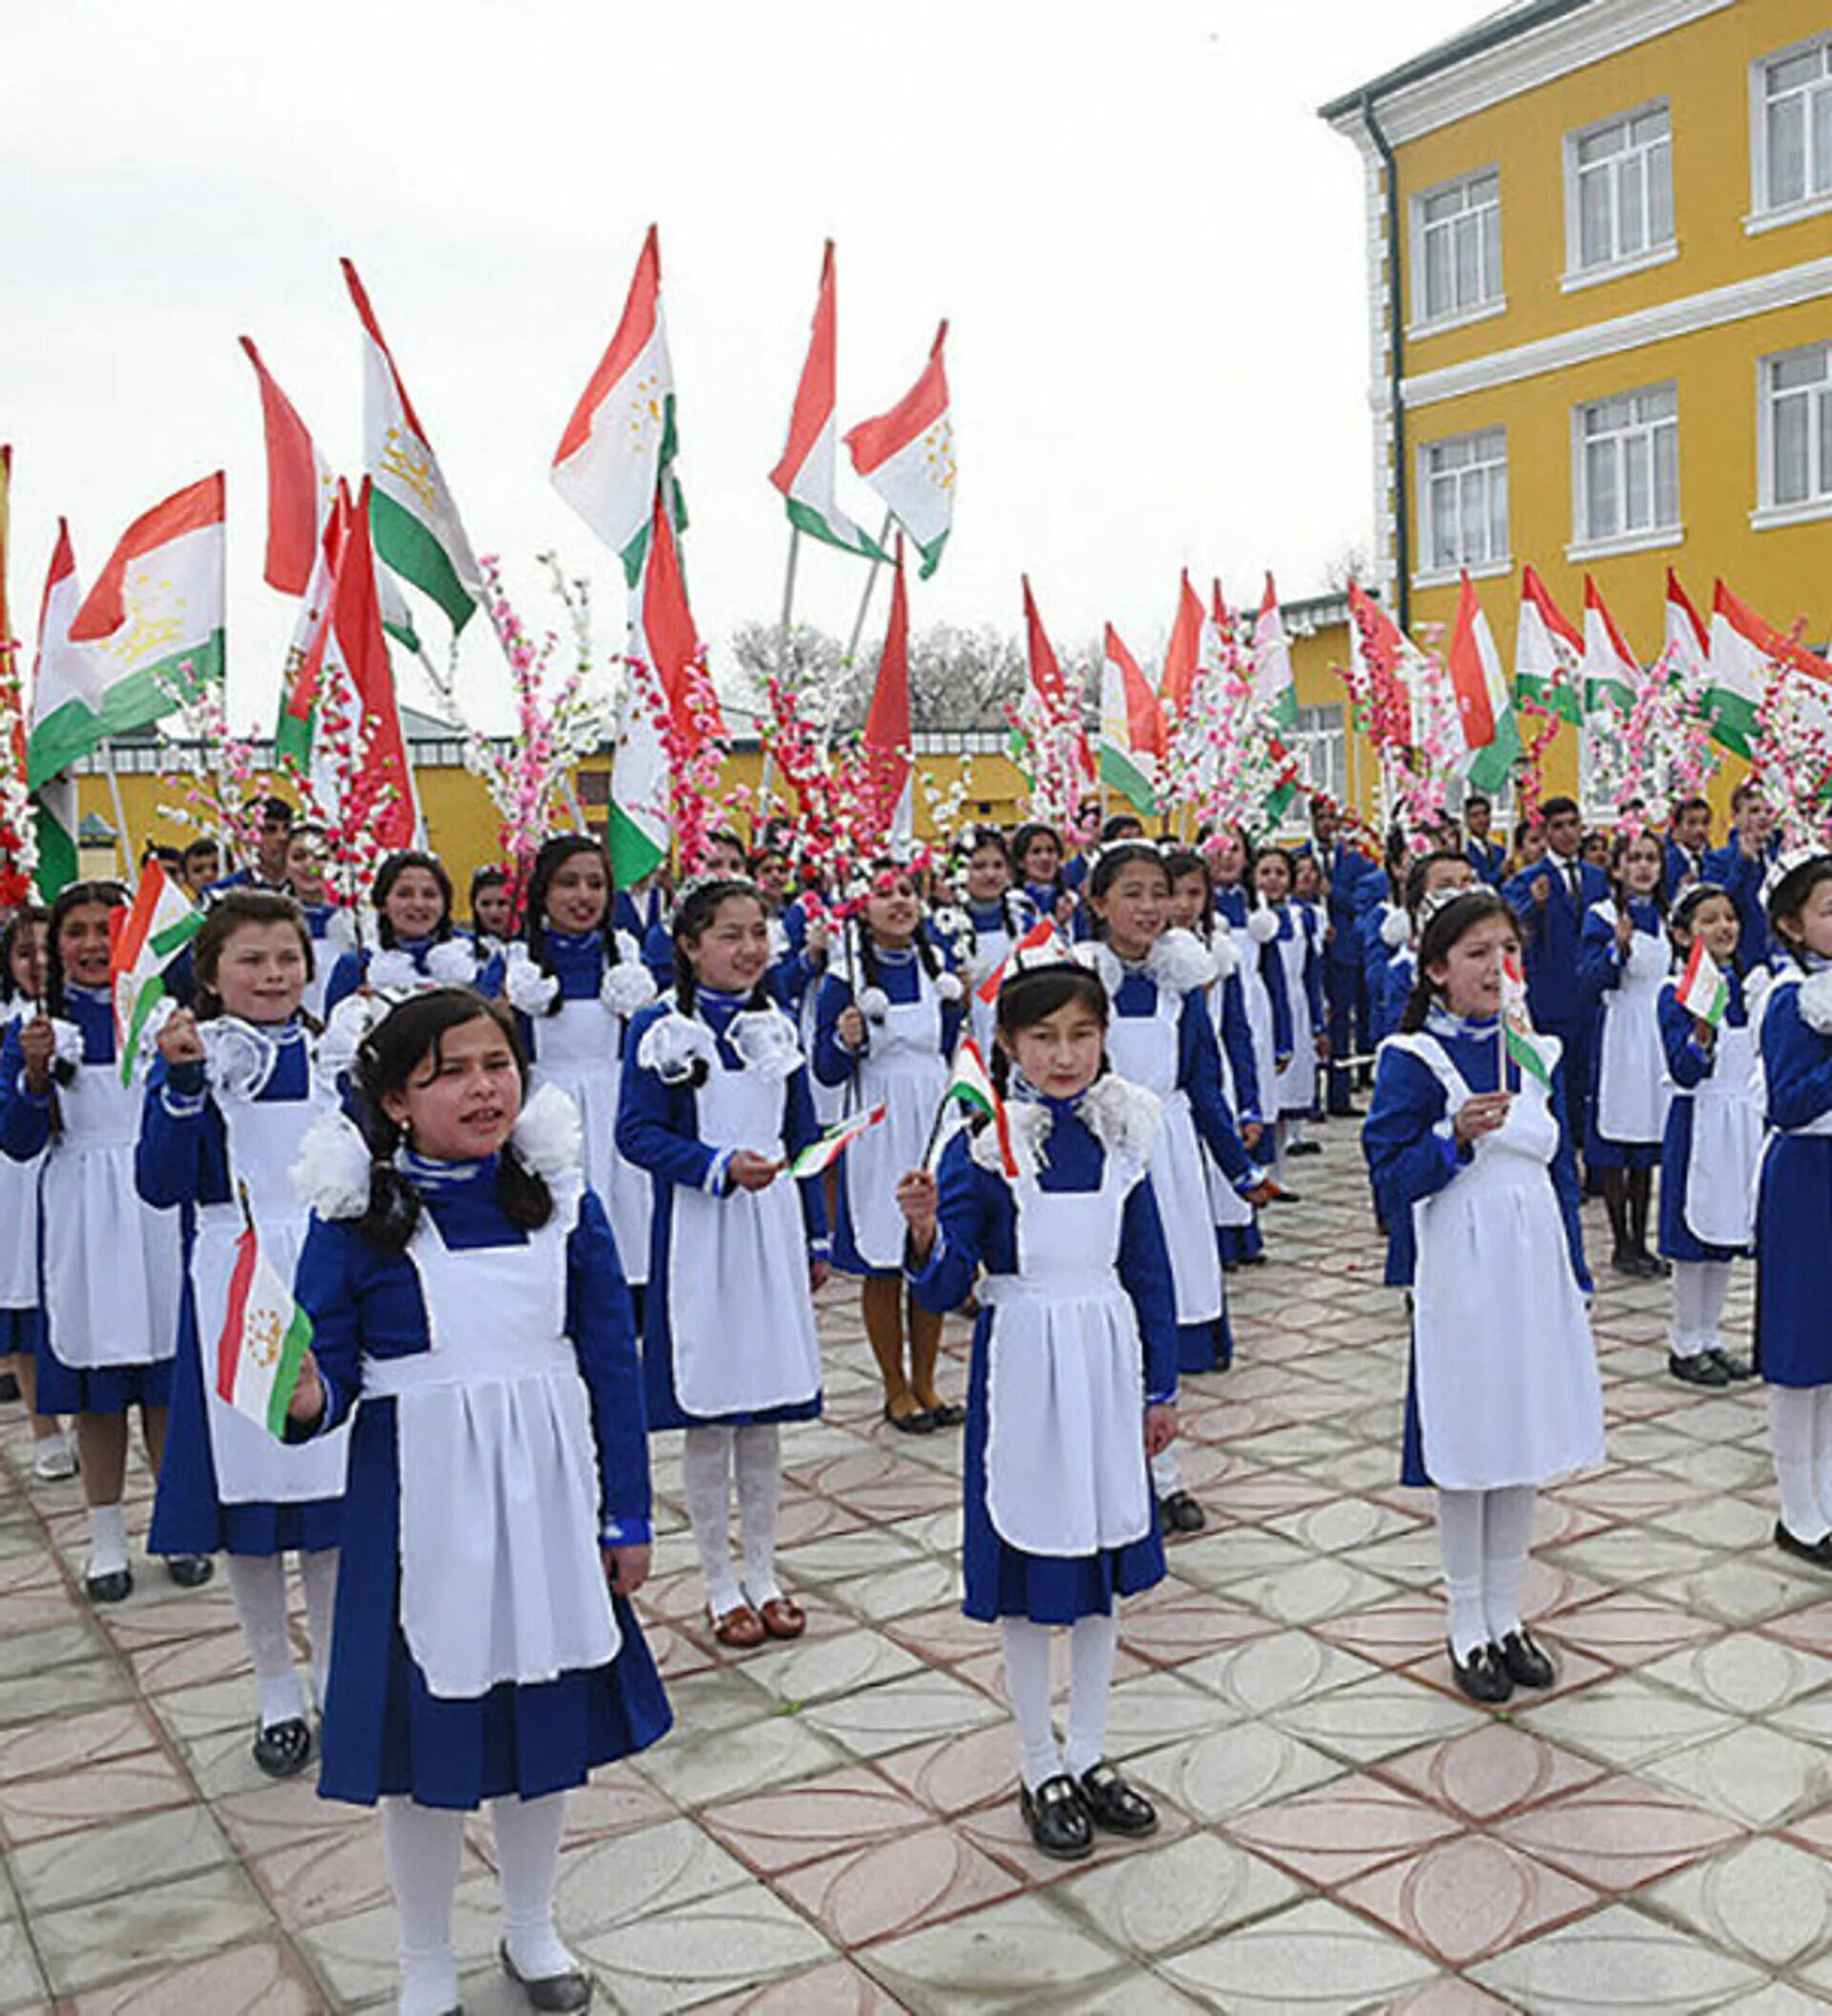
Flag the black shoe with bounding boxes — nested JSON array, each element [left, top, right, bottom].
[[1448, 1640, 1513, 1704], [923, 1401, 967, 1428], [1635, 1250, 1671, 1278], [500, 1939, 593, 2011], [883, 1403, 936, 1435], [252, 1716, 314, 1777], [1076, 1760, 1158, 1838], [1497, 1629, 1556, 1690], [1611, 1245, 1642, 1278], [0, 1370, 19, 1403], [164, 1553, 215, 1590], [1019, 1775, 1094, 1860], [84, 1566, 133, 1605], [1326, 1105, 1364, 1121], [1669, 1350, 1730, 1387], [1709, 1348, 1756, 1382], [1775, 1521, 1832, 1567], [1158, 1490, 1206, 1534], [1286, 1140, 1322, 1157], [1271, 1188, 1302, 1204], [1237, 1251, 1268, 1267]]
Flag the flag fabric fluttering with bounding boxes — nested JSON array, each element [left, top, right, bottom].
[[26, 523, 85, 895], [1099, 625, 1161, 815], [344, 258, 480, 634], [1251, 574, 1301, 734], [1580, 575, 1638, 718], [769, 242, 885, 562], [110, 860, 205, 1085], [1011, 575, 1093, 802], [843, 322, 953, 578], [1447, 571, 1522, 794], [216, 1222, 315, 1437], [1514, 566, 1584, 724], [788, 1103, 886, 1178], [1675, 939, 1731, 1029], [974, 918, 1058, 1005], [1500, 950, 1552, 1089], [1664, 569, 1710, 691], [1706, 579, 1832, 757], [862, 539, 913, 846], [552, 225, 681, 588], [939, 1036, 1017, 1176], [1158, 571, 1203, 722]]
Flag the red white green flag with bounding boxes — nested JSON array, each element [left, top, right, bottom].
[[1447, 571, 1521, 794], [1251, 574, 1301, 734], [862, 540, 913, 846], [1675, 940, 1730, 1029], [216, 1224, 314, 1437], [1500, 950, 1551, 1089], [844, 322, 952, 578], [110, 859, 205, 1085], [1099, 625, 1161, 816], [769, 242, 885, 562], [1580, 575, 1638, 717], [789, 1103, 886, 1178], [1514, 566, 1584, 725], [1158, 570, 1202, 721], [1664, 568, 1709, 691], [975, 919, 1057, 1005], [1706, 579, 1832, 758], [939, 1036, 1017, 1176], [26, 524, 85, 895]]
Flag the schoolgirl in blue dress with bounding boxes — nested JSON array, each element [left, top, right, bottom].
[[1753, 854, 1832, 1568], [814, 862, 966, 1433], [1079, 842, 1269, 1533], [1373, 853, 1479, 1050], [467, 863, 514, 964], [618, 877, 827, 1652], [952, 825, 1041, 1056], [1364, 890, 1604, 1704], [490, 837, 658, 1307], [1207, 824, 1290, 1176], [1658, 884, 1759, 1389], [0, 883, 211, 1603], [1577, 829, 1670, 1277], [323, 851, 480, 1019], [138, 892, 349, 1777], [1252, 846, 1326, 1169], [1011, 821, 1074, 932], [281, 823, 358, 1024], [287, 987, 669, 2016], [897, 943, 1176, 1861]]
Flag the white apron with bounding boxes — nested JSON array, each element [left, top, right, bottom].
[[1202, 980, 1254, 1232], [527, 997, 652, 1286], [842, 966, 949, 1271], [41, 1057, 182, 1369], [1395, 1033, 1605, 1491], [978, 1158, 1153, 1557], [191, 1070, 352, 1506], [364, 1180, 620, 1700], [1105, 986, 1224, 1326], [1271, 914, 1318, 1115], [1230, 921, 1280, 1121], [1683, 1014, 1761, 1248], [967, 913, 1017, 1057], [795, 931, 844, 1129], [1595, 915, 1671, 1144], [0, 1007, 42, 1309], [665, 1034, 822, 1418]]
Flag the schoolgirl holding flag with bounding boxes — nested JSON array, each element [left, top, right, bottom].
[[897, 936, 1176, 1860], [286, 988, 669, 2016], [1364, 889, 1604, 1703], [617, 876, 827, 1649], [0, 881, 210, 1601], [814, 861, 966, 1433], [1658, 884, 1759, 1388], [138, 891, 348, 1776]]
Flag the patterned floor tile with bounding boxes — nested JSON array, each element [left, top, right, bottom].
[[1640, 1719, 1832, 1830], [631, 1709, 849, 1811], [1648, 1555, 1832, 1629], [1176, 1627, 1382, 1716], [776, 1821, 1021, 1946], [1549, 1590, 1723, 1666], [1648, 1834, 1832, 1971], [687, 1956, 909, 2014], [1471, 1900, 1764, 2010], [0, 1743, 193, 1845], [1126, 1718, 1343, 1825], [0, 1916, 46, 2015], [1643, 1632, 1832, 1718], [0, 1701, 162, 1785], [1051, 1829, 1301, 1957], [1224, 1772, 1464, 1887], [1160, 1896, 1440, 2013], [871, 1724, 1019, 1818], [1512, 1673, 1738, 1771], [10, 1801, 229, 1915], [1495, 1774, 1744, 1892], [799, 1667, 1006, 1759], [1337, 1833, 1600, 1966], [862, 1891, 1127, 2012], [1376, 1721, 1609, 1824], [31, 1865, 273, 1997], [1119, 1583, 1277, 1668], [1271, 1670, 1486, 1767], [955, 1787, 1195, 1887], [552, 1814, 752, 1935], [699, 1767, 932, 1875], [63, 1942, 323, 2015], [1101, 1668, 1244, 1759]]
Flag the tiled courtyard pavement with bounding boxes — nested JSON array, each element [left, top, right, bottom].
[[4, 1133, 1832, 2013]]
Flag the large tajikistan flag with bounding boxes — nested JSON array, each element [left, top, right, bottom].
[[1514, 566, 1583, 725], [343, 259, 480, 634], [1580, 576, 1638, 717], [769, 242, 885, 562], [1447, 571, 1521, 795], [1251, 575, 1301, 733], [612, 494, 703, 885], [27, 524, 85, 894], [1707, 579, 1832, 755], [844, 322, 953, 578], [552, 226, 678, 588], [1099, 625, 1160, 816]]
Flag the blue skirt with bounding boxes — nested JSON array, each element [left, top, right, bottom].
[[1400, 1331, 1432, 1488], [148, 1293, 344, 1558], [1176, 1307, 1233, 1377], [0, 1306, 41, 1356], [1657, 1099, 1744, 1264], [1218, 1220, 1263, 1268], [960, 1310, 1166, 1625], [34, 1336, 172, 1417], [1756, 1137, 1832, 1387], [319, 1398, 672, 1810]]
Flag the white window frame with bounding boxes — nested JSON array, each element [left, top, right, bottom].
[[1415, 426, 1510, 587], [1754, 341, 1832, 530], [1408, 167, 1505, 336], [1289, 702, 1345, 807], [1748, 31, 1832, 234], [1561, 99, 1676, 291], [1568, 382, 1683, 561]]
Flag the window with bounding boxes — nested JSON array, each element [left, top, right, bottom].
[[1412, 170, 1502, 326], [1421, 427, 1509, 573], [1568, 104, 1674, 272], [1290, 703, 1344, 808], [1761, 343, 1832, 511], [1754, 33, 1832, 215], [1574, 384, 1679, 545]]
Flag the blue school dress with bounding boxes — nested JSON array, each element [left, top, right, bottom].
[[0, 988, 181, 1414], [292, 1126, 671, 1808], [1201, 933, 1266, 1268], [907, 1083, 1177, 1623], [963, 891, 1040, 1055], [1578, 898, 1670, 1170], [295, 903, 358, 1024], [0, 1002, 44, 1366], [1657, 972, 1760, 1263], [1755, 966, 1832, 1388], [322, 935, 480, 1016], [139, 1021, 349, 1556], [1363, 1007, 1600, 1490], [1262, 902, 1323, 1118]]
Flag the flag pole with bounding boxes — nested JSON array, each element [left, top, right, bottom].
[[759, 524, 801, 826], [843, 512, 897, 669], [104, 744, 133, 877]]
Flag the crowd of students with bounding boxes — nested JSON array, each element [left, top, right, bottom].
[[0, 779, 1820, 2013]]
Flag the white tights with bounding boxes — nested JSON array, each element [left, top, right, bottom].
[[223, 1549, 338, 1729], [1767, 1387, 1832, 1543], [1436, 1486, 1536, 1661], [1671, 1260, 1733, 1358], [1000, 1614, 1121, 1792], [382, 1792, 572, 2016], [681, 1424, 782, 1614]]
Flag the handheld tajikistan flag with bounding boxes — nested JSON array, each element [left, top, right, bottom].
[[217, 1219, 313, 1437], [1675, 940, 1730, 1030], [939, 1036, 1017, 1176], [788, 1103, 886, 1178], [769, 242, 886, 562], [1446, 572, 1521, 795], [844, 322, 953, 578], [1500, 950, 1551, 1090], [110, 860, 204, 1085], [1099, 625, 1161, 816]]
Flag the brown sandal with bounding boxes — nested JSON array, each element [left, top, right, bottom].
[[757, 1595, 806, 1641], [709, 1601, 766, 1650]]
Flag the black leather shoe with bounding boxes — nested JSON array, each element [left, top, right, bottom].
[[1669, 1350, 1730, 1387], [924, 1401, 967, 1428], [1611, 1245, 1642, 1278], [1158, 1491, 1206, 1534], [1285, 1140, 1322, 1157], [1448, 1640, 1513, 1704], [84, 1566, 133, 1605], [164, 1553, 215, 1590], [1019, 1775, 1093, 1860], [1076, 1760, 1158, 1838], [1775, 1521, 1832, 1567], [1497, 1629, 1555, 1690], [1635, 1250, 1671, 1278], [0, 1370, 19, 1403], [501, 1940, 593, 2011], [1709, 1348, 1756, 1382], [252, 1717, 314, 1778], [883, 1403, 936, 1435]]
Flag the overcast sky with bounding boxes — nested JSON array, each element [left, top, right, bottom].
[[3, 0, 1482, 731]]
